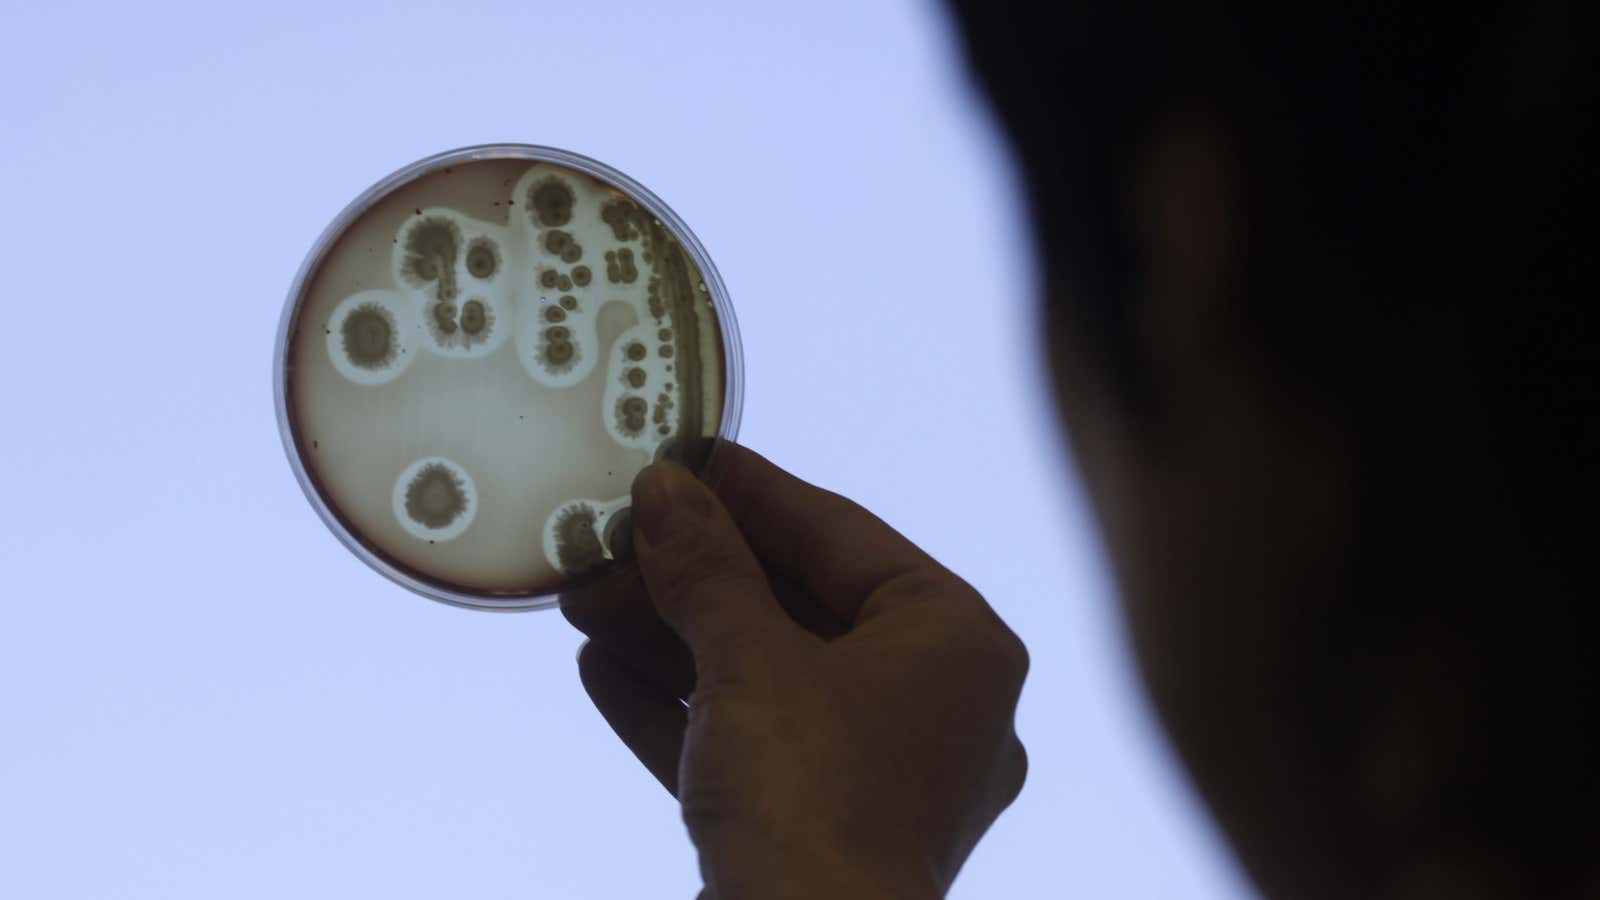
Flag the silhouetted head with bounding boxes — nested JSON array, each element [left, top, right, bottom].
[[949, 3, 1597, 897]]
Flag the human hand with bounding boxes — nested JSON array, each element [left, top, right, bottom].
[[561, 445, 1029, 899]]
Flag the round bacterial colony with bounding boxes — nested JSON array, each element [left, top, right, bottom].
[[277, 148, 735, 608]]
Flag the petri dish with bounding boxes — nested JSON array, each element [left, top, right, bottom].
[[274, 145, 743, 611]]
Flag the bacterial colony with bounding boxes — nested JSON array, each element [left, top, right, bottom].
[[285, 159, 725, 597]]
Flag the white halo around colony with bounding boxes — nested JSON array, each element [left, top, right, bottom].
[[391, 456, 479, 543], [392, 209, 514, 360], [326, 289, 421, 386], [325, 163, 709, 564]]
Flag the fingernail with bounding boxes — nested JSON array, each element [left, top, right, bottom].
[[631, 462, 709, 546]]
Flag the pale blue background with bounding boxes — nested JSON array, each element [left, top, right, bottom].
[[0, 1, 1253, 896]]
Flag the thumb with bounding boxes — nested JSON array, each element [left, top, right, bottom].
[[630, 461, 794, 678]]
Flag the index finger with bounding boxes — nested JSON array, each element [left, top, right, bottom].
[[709, 443, 943, 625]]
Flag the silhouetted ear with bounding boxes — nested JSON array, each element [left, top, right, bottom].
[[1128, 105, 1254, 407]]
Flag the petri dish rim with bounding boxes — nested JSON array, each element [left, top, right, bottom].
[[273, 143, 745, 613]]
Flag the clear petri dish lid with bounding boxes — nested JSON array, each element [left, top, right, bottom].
[[274, 145, 744, 611]]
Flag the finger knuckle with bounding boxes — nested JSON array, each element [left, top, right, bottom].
[[941, 604, 1030, 690], [991, 625, 1031, 687], [869, 569, 1029, 689], [1000, 737, 1029, 806]]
